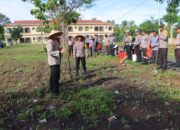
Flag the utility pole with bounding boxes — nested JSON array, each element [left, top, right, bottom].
[[158, 0, 161, 34]]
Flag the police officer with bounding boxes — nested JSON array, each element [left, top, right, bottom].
[[158, 24, 168, 70], [141, 30, 149, 64], [73, 35, 87, 77], [133, 30, 142, 62], [174, 25, 180, 67], [123, 30, 133, 60]]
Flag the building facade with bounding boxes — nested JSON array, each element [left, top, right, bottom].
[[4, 20, 113, 44]]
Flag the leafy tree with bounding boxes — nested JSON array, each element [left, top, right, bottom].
[[118, 20, 137, 39], [91, 18, 97, 20], [0, 13, 10, 26], [162, 0, 180, 38], [23, 0, 96, 80], [23, 0, 95, 44], [0, 13, 10, 40], [139, 17, 159, 34], [9, 26, 23, 44]]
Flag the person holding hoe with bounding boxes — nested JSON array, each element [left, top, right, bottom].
[[46, 30, 63, 95], [73, 35, 87, 77]]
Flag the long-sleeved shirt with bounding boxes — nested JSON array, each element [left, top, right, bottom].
[[104, 37, 110, 46], [159, 30, 168, 48], [46, 39, 60, 66], [73, 41, 86, 57], [134, 35, 142, 46], [175, 34, 180, 49], [123, 35, 132, 46], [141, 34, 149, 48], [151, 36, 159, 51]]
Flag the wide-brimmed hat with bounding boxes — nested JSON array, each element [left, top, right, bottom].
[[135, 30, 141, 33], [125, 30, 130, 33], [159, 23, 164, 27], [48, 30, 63, 38], [75, 35, 85, 41]]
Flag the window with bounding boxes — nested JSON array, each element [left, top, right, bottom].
[[33, 37, 36, 41], [108, 26, 112, 31], [37, 37, 42, 42], [99, 27, 104, 31], [44, 37, 48, 41], [6, 28, 11, 33], [79, 26, 83, 31], [95, 27, 99, 31], [24, 28, 30, 33], [68, 27, 73, 32], [85, 26, 89, 31]]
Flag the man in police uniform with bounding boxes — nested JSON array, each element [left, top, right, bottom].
[[174, 25, 180, 67], [158, 24, 168, 70], [141, 30, 149, 64], [123, 30, 133, 60], [133, 30, 142, 62]]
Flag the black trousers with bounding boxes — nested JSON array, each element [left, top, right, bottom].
[[49, 65, 60, 95], [152, 50, 158, 64], [106, 45, 110, 55], [135, 45, 141, 62], [68, 45, 73, 56], [90, 47, 93, 56], [76, 57, 87, 73], [175, 48, 180, 66], [125, 45, 132, 60], [141, 48, 148, 63], [158, 48, 168, 69]]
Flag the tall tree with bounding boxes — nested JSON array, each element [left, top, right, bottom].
[[23, 0, 96, 80], [162, 0, 180, 38], [23, 0, 95, 44], [139, 17, 159, 33], [0, 13, 10, 40], [9, 26, 23, 44], [0, 13, 10, 26]]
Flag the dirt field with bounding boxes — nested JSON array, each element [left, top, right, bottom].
[[0, 44, 180, 130]]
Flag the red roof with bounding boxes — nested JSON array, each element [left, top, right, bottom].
[[4, 20, 112, 27]]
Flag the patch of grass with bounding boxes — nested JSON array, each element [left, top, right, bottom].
[[56, 87, 114, 125]]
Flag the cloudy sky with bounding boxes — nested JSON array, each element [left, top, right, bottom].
[[0, 0, 167, 25]]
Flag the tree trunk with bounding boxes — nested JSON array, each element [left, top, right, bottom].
[[40, 24, 45, 51], [170, 24, 173, 39]]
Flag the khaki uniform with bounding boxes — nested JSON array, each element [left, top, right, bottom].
[[134, 34, 142, 62], [141, 34, 149, 63], [73, 41, 87, 75], [46, 39, 60, 66], [124, 35, 133, 60], [158, 30, 168, 69], [46, 39, 60, 95], [175, 34, 180, 66]]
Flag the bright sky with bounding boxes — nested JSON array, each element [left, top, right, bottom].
[[0, 0, 167, 25]]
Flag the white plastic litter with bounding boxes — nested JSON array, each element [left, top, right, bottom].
[[33, 99, 39, 103], [39, 119, 47, 124], [108, 115, 117, 122], [114, 90, 119, 94]]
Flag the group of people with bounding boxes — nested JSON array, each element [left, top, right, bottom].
[[46, 24, 180, 95], [67, 34, 116, 57], [122, 24, 180, 70]]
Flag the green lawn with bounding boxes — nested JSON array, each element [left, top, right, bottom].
[[0, 44, 179, 130]]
